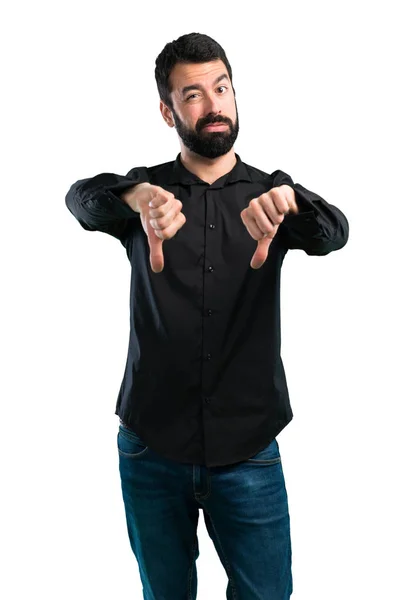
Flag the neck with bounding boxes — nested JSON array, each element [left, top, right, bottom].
[[179, 146, 237, 185]]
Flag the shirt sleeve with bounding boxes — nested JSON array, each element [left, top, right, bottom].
[[65, 166, 149, 242], [271, 169, 350, 255]]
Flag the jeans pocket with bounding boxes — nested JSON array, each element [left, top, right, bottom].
[[246, 438, 281, 465], [117, 424, 149, 458]]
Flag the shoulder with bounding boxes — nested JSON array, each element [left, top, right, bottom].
[[242, 160, 293, 186], [125, 159, 175, 186]]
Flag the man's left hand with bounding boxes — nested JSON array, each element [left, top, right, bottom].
[[240, 185, 299, 269]]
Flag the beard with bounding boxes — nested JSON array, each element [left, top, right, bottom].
[[170, 102, 240, 159]]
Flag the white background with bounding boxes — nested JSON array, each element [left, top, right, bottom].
[[2, 1, 399, 598]]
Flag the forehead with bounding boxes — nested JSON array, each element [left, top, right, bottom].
[[170, 59, 229, 94]]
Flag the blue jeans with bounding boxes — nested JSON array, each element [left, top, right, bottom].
[[117, 422, 293, 599]]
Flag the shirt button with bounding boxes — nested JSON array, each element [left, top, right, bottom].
[[206, 353, 212, 360], [209, 223, 216, 229], [204, 397, 211, 404], [208, 266, 214, 272], [207, 309, 213, 317]]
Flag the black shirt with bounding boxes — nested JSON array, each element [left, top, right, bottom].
[[65, 152, 349, 467]]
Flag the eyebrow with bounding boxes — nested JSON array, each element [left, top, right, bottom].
[[180, 73, 229, 97]]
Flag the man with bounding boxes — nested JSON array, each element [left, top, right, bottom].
[[65, 32, 349, 600]]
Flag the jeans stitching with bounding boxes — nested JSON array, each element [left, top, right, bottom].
[[187, 534, 198, 600], [119, 425, 141, 441], [200, 468, 212, 500], [117, 447, 149, 458], [205, 511, 238, 600], [246, 457, 281, 465], [117, 430, 149, 458]]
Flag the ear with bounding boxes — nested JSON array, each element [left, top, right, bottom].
[[160, 101, 175, 128]]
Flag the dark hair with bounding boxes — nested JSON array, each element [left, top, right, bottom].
[[155, 32, 234, 111]]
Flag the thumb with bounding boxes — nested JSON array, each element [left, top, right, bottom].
[[250, 236, 272, 269], [144, 212, 164, 273]]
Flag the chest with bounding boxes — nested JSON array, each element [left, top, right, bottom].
[[162, 184, 283, 270]]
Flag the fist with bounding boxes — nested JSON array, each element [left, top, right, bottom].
[[240, 185, 298, 269], [122, 183, 186, 273]]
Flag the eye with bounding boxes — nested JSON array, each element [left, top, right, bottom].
[[186, 86, 229, 101]]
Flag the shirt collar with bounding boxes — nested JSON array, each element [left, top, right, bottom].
[[167, 152, 252, 187]]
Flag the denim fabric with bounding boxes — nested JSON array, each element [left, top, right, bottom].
[[117, 422, 292, 599]]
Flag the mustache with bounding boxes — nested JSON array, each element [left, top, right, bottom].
[[198, 117, 231, 131]]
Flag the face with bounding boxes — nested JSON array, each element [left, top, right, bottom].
[[162, 60, 239, 159]]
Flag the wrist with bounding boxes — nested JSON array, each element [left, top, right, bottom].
[[281, 185, 299, 214], [121, 182, 151, 212]]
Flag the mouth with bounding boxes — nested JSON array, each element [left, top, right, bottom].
[[202, 123, 229, 131]]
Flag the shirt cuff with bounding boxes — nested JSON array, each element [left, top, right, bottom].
[[106, 166, 150, 199], [271, 169, 318, 223], [281, 187, 321, 237]]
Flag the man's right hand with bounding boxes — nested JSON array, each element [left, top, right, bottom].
[[121, 183, 186, 273]]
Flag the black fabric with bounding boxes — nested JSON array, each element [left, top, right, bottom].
[[65, 152, 349, 467]]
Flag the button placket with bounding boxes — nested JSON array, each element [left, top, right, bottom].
[[202, 189, 217, 413]]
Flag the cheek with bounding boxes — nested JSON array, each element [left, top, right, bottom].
[[188, 115, 204, 133], [188, 108, 202, 127], [229, 101, 237, 121]]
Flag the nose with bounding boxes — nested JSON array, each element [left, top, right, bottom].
[[202, 93, 222, 117]]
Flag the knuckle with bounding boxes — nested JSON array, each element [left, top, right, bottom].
[[263, 222, 273, 233], [249, 198, 259, 208], [157, 189, 168, 201], [276, 204, 286, 217], [157, 202, 167, 215]]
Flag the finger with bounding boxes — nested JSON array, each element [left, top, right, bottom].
[[250, 237, 273, 269], [153, 211, 186, 240], [149, 201, 183, 230], [241, 210, 266, 240], [265, 188, 290, 216], [249, 198, 278, 235], [148, 198, 175, 218], [148, 189, 174, 213], [145, 212, 164, 273], [256, 194, 286, 225]]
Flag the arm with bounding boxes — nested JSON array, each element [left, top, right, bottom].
[[271, 169, 350, 255], [65, 166, 149, 242]]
